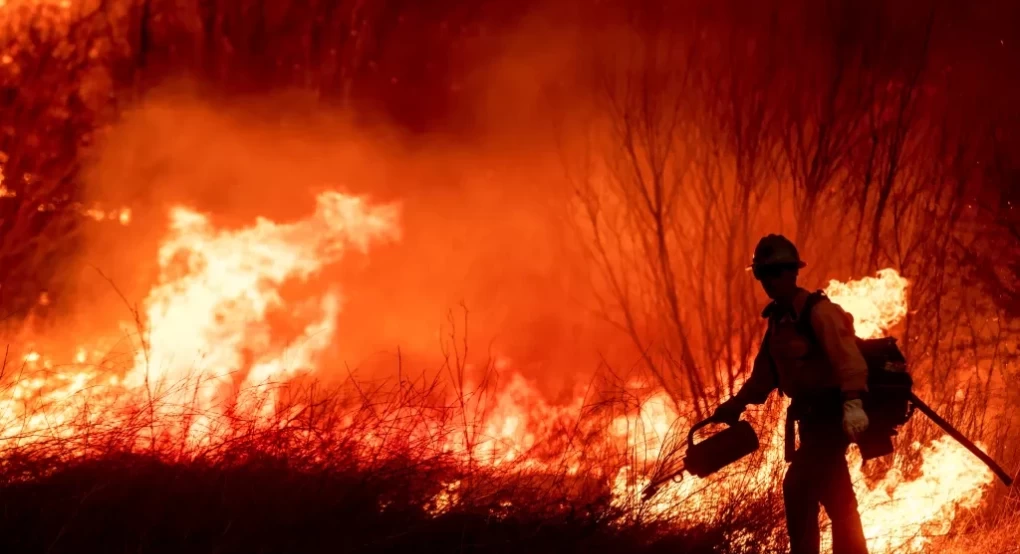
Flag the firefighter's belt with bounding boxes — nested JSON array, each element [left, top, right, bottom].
[[784, 390, 842, 462]]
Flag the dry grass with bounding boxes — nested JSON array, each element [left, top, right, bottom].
[[0, 358, 1011, 554], [0, 366, 789, 554]]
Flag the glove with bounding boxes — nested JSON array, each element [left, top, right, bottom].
[[711, 397, 747, 425], [842, 398, 869, 442]]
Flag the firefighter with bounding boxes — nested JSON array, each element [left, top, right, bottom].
[[711, 234, 871, 554]]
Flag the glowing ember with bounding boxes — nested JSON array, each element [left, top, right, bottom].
[[81, 204, 132, 225], [428, 480, 462, 515]]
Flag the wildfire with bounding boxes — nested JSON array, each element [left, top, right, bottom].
[[823, 268, 909, 340], [122, 192, 399, 443], [0, 194, 995, 554]]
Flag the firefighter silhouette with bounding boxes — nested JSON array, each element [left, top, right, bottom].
[[713, 234, 870, 554]]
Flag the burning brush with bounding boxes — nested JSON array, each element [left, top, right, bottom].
[[642, 270, 1015, 505]]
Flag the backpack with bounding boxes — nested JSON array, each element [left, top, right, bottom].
[[767, 290, 915, 460]]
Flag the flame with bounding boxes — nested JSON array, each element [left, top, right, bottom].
[[428, 480, 462, 515], [81, 204, 132, 225], [0, 191, 399, 450], [127, 191, 400, 445], [0, 196, 994, 553], [823, 268, 909, 340], [849, 437, 994, 552]]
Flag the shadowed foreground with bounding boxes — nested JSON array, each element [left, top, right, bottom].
[[0, 454, 765, 554]]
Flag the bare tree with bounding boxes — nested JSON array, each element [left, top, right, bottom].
[[571, 6, 785, 416], [572, 2, 1020, 463], [571, 19, 705, 412]]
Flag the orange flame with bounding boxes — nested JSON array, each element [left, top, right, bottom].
[[0, 196, 995, 553], [823, 268, 909, 340], [121, 192, 399, 445]]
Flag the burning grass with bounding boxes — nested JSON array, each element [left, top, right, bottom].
[[0, 351, 1003, 554], [0, 367, 785, 554], [0, 189, 1008, 553]]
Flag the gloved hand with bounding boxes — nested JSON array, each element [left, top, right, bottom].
[[711, 397, 747, 425], [842, 398, 869, 442]]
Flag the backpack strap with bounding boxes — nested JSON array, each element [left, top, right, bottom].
[[798, 290, 867, 402], [761, 303, 781, 396], [760, 290, 830, 396], [795, 290, 829, 344]]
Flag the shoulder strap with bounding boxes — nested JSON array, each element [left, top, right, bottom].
[[796, 290, 829, 344], [761, 306, 781, 395], [760, 293, 827, 394]]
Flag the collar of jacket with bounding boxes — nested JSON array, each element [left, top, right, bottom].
[[761, 288, 811, 321]]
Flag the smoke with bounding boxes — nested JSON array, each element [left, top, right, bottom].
[[71, 42, 621, 399], [56, 0, 1020, 406]]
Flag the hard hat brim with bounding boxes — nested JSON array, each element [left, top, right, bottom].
[[745, 260, 807, 271]]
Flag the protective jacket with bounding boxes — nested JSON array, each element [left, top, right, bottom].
[[735, 288, 868, 405]]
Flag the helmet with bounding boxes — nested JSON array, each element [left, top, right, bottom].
[[747, 234, 806, 271]]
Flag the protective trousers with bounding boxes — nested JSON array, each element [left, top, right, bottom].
[[783, 419, 869, 554]]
